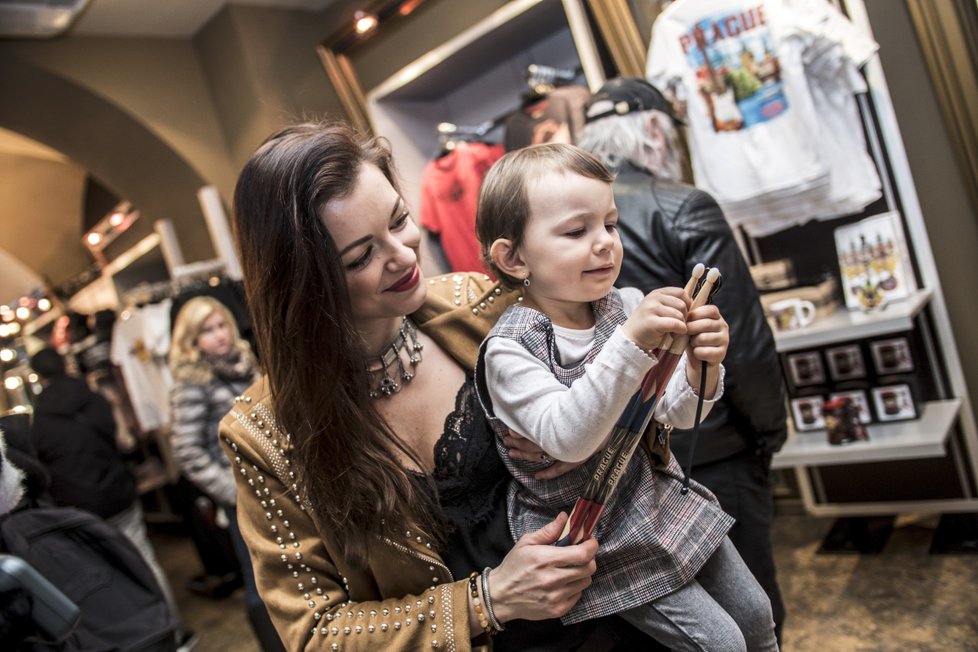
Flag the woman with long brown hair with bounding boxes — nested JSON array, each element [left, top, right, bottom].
[[220, 121, 650, 651]]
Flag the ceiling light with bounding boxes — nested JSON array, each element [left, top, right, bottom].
[[4, 376, 22, 391], [0, 349, 14, 363], [0, 325, 8, 338], [37, 298, 51, 311], [14, 306, 30, 321], [399, 0, 424, 15], [0, 0, 93, 39], [354, 10, 378, 35], [86, 232, 102, 246], [7, 322, 20, 335], [109, 211, 125, 227]]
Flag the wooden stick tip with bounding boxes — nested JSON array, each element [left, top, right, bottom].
[[706, 267, 720, 283]]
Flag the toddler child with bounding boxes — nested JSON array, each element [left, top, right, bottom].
[[474, 143, 778, 651]]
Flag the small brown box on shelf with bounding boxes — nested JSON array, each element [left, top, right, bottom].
[[871, 381, 919, 422], [750, 259, 796, 291], [790, 394, 827, 432], [785, 350, 826, 388], [825, 344, 867, 382], [869, 337, 914, 375]]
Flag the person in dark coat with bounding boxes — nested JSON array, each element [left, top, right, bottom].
[[29, 348, 135, 519], [579, 77, 789, 642], [28, 347, 186, 639]]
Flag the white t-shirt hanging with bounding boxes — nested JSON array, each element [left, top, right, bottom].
[[110, 300, 174, 432], [648, 0, 831, 208], [800, 0, 882, 222]]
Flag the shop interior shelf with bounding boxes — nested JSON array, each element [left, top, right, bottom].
[[771, 398, 961, 468], [773, 289, 934, 352]]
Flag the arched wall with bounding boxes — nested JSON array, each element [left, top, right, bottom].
[[0, 55, 216, 284]]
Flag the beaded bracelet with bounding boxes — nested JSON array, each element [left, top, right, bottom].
[[481, 567, 505, 632], [468, 571, 494, 636]]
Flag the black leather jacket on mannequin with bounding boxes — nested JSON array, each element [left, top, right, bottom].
[[613, 163, 788, 467]]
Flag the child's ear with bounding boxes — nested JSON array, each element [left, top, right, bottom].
[[489, 238, 528, 281]]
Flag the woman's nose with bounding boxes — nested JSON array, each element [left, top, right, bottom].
[[386, 233, 419, 270]]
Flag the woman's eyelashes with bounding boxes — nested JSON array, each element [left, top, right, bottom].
[[345, 211, 412, 270], [348, 247, 372, 270], [392, 210, 410, 230]]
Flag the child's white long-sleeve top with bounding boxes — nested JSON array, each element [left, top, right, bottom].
[[484, 286, 724, 463]]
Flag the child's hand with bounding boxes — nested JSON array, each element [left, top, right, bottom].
[[684, 304, 727, 400], [621, 287, 689, 352], [685, 304, 729, 367]]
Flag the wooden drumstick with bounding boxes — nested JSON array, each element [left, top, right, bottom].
[[684, 263, 706, 298], [660, 263, 706, 352], [668, 267, 721, 355]]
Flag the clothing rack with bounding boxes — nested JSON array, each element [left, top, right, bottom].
[[434, 62, 586, 154], [118, 260, 230, 315], [120, 280, 173, 310], [526, 63, 580, 93]]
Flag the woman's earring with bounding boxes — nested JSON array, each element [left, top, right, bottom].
[[523, 277, 530, 287]]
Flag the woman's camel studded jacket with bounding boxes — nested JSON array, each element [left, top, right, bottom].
[[218, 273, 520, 652]]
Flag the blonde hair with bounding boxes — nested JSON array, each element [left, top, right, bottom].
[[169, 296, 252, 370]]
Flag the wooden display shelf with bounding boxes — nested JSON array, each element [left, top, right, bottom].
[[773, 289, 933, 352], [771, 398, 961, 469]]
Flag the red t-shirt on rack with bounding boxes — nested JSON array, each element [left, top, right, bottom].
[[419, 141, 504, 275]]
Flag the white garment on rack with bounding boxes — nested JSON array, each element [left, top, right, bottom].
[[800, 1, 881, 222], [110, 300, 173, 432], [647, 0, 881, 236]]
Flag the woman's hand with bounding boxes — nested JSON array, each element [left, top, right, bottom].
[[502, 430, 584, 480], [621, 287, 689, 351], [684, 304, 728, 399], [485, 512, 598, 624]]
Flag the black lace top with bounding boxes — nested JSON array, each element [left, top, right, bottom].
[[426, 373, 511, 577]]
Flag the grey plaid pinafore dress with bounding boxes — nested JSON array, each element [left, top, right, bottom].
[[475, 289, 734, 624]]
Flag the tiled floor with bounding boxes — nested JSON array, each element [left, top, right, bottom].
[[152, 511, 978, 651]]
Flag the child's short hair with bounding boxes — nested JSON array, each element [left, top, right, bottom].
[[476, 143, 615, 287]]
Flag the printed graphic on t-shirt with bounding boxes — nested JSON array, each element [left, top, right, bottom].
[[446, 179, 464, 203], [679, 5, 786, 132]]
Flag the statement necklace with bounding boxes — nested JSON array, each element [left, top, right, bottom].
[[365, 317, 424, 398]]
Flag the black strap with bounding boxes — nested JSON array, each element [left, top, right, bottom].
[[680, 360, 709, 495]]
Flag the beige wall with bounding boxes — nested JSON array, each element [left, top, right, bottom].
[[3, 36, 237, 198], [196, 4, 342, 168], [0, 154, 88, 287]]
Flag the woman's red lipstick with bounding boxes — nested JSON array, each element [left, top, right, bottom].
[[388, 266, 420, 292]]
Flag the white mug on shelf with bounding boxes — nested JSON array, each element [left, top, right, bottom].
[[769, 298, 816, 331]]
